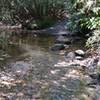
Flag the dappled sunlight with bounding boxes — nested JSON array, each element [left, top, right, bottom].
[[54, 60, 81, 68], [0, 58, 86, 99], [0, 71, 25, 87], [64, 69, 82, 79], [50, 69, 60, 75], [54, 61, 68, 67], [0, 72, 15, 86]]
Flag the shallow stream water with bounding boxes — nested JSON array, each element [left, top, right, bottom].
[[0, 32, 91, 100]]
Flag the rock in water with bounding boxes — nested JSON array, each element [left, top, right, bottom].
[[51, 44, 65, 51], [75, 56, 83, 60], [75, 50, 85, 57], [65, 52, 75, 60], [56, 35, 72, 45]]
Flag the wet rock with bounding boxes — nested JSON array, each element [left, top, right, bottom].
[[75, 56, 83, 60], [65, 51, 84, 61], [56, 35, 72, 45], [79, 57, 99, 73], [75, 50, 85, 57], [86, 73, 100, 86], [50, 44, 65, 51], [65, 52, 75, 60], [89, 73, 100, 80], [10, 61, 32, 76]]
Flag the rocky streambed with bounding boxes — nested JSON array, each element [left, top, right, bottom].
[[0, 31, 100, 100], [51, 35, 100, 99]]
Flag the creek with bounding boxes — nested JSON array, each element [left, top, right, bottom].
[[0, 31, 95, 100]]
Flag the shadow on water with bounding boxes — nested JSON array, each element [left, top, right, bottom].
[[0, 31, 90, 100]]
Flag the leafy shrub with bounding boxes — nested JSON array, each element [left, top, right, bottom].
[[67, 0, 100, 33], [86, 30, 100, 48], [0, 0, 66, 29], [66, 0, 100, 48], [36, 17, 57, 29]]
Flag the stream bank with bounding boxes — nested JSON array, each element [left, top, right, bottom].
[[0, 20, 74, 36]]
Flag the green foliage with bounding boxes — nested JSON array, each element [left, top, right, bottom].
[[36, 17, 57, 29], [80, 17, 100, 30], [66, 0, 100, 48], [67, 0, 100, 33], [86, 30, 100, 48], [0, 0, 66, 28], [0, 35, 9, 49]]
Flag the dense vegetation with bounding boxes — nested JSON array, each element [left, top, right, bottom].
[[0, 0, 100, 48], [0, 0, 66, 29], [67, 0, 100, 48]]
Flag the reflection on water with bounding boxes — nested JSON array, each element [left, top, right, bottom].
[[0, 32, 87, 100]]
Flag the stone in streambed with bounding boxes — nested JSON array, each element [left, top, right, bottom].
[[65, 52, 75, 60], [50, 44, 66, 51], [65, 51, 84, 61], [56, 35, 72, 45], [75, 56, 84, 60]]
